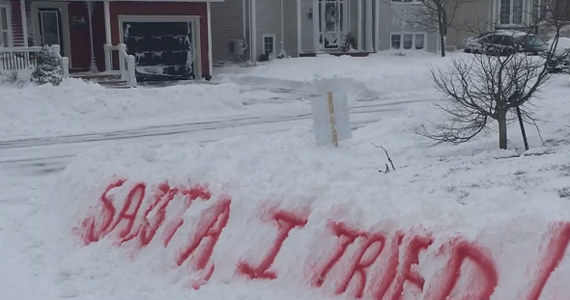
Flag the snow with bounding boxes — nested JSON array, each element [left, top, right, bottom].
[[2, 51, 570, 300]]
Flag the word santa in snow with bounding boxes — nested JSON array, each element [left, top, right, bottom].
[[77, 179, 568, 300]]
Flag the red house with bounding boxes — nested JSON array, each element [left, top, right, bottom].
[[0, 0, 220, 83]]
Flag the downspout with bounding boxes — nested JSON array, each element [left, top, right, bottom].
[[312, 0, 319, 51], [296, 0, 301, 55], [375, 0, 379, 51], [358, 0, 363, 51], [19, 0, 28, 46], [251, 0, 257, 61], [242, 0, 246, 40], [207, 1, 213, 76], [365, 0, 372, 51], [280, 0, 285, 57]]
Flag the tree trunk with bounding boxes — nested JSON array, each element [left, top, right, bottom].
[[438, 10, 446, 57], [498, 111, 508, 149], [516, 107, 529, 151]]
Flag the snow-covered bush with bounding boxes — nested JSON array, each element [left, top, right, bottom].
[[32, 48, 63, 86]]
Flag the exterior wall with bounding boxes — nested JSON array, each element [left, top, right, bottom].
[[447, 0, 492, 50], [377, 1, 438, 53], [300, 0, 314, 53], [254, 0, 282, 59], [301, 0, 375, 53], [109, 1, 210, 77], [283, 0, 298, 56], [211, 0, 245, 63], [67, 2, 105, 71]]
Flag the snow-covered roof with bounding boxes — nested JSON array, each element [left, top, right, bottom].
[[493, 30, 534, 38]]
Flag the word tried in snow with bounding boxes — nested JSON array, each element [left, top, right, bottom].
[[78, 179, 570, 300]]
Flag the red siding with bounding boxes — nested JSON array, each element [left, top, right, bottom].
[[109, 1, 210, 77], [67, 2, 106, 71]]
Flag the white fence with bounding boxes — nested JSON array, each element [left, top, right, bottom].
[[104, 43, 137, 87], [0, 45, 69, 78]]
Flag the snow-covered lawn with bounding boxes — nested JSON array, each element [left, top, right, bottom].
[[1, 51, 570, 300]]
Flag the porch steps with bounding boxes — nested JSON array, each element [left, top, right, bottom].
[[70, 73, 131, 89]]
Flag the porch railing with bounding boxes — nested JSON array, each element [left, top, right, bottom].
[[104, 43, 137, 87], [0, 45, 69, 78]]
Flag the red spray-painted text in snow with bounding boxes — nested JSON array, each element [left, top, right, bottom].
[[78, 179, 568, 300]]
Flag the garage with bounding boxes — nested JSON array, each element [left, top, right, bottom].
[[121, 17, 202, 81]]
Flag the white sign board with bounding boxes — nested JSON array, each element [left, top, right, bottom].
[[311, 92, 351, 146]]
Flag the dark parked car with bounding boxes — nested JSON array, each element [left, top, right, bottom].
[[545, 37, 570, 73], [464, 30, 548, 56]]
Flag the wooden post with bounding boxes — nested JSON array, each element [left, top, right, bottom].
[[327, 92, 338, 147]]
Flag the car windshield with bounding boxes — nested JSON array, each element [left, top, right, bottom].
[[525, 36, 547, 47]]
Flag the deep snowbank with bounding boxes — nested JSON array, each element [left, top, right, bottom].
[[54, 109, 570, 300], [0, 79, 246, 139]]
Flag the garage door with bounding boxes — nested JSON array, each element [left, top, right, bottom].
[[122, 21, 195, 81]]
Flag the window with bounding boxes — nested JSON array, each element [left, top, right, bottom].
[[391, 0, 421, 2], [391, 35, 401, 49], [263, 34, 275, 56], [415, 34, 424, 49], [390, 33, 426, 50], [0, 6, 10, 47], [500, 0, 524, 24]]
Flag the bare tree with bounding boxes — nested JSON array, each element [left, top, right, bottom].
[[418, 0, 472, 57], [417, 0, 567, 150]]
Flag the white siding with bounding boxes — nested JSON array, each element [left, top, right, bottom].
[[255, 0, 282, 59], [377, 1, 438, 53], [283, 0, 298, 56]]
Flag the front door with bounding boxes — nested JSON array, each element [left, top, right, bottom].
[[38, 9, 64, 55], [318, 0, 347, 49]]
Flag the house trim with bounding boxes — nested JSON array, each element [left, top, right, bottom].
[[117, 14, 203, 79], [312, 0, 318, 51], [30, 1, 72, 67]]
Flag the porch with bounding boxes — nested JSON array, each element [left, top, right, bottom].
[[1, 0, 213, 86]]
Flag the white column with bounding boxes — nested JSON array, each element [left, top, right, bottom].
[[357, 0, 363, 51], [312, 0, 319, 51], [375, 0, 380, 51], [207, 2, 213, 76], [103, 0, 112, 72], [296, 0, 301, 55], [86, 1, 98, 72], [19, 0, 28, 46], [365, 0, 373, 51], [104, 0, 111, 45]]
